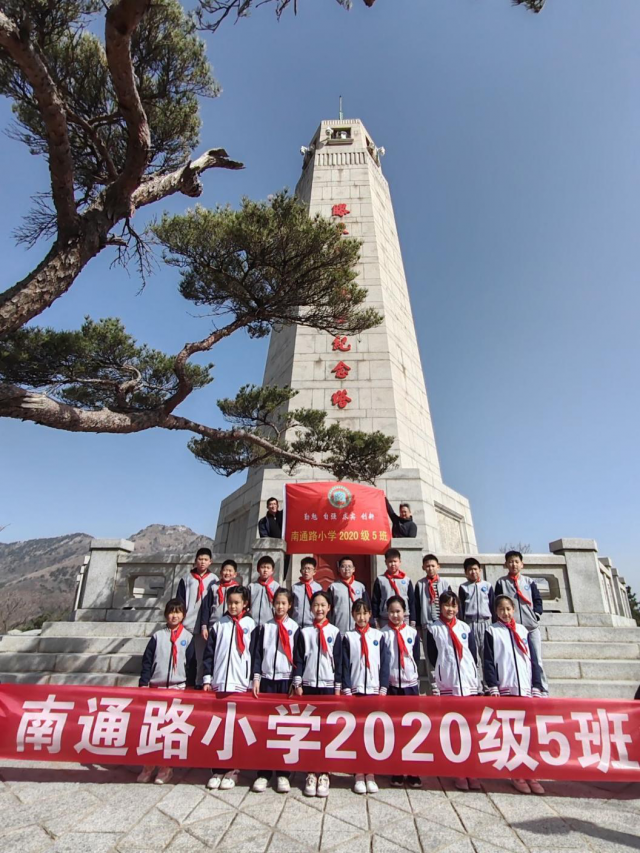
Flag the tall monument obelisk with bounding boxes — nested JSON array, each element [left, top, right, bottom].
[[215, 117, 477, 561]]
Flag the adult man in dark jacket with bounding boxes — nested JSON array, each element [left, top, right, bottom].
[[385, 499, 417, 538], [258, 497, 283, 538]]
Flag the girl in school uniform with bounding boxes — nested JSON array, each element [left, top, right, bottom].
[[293, 590, 342, 798], [342, 597, 390, 794], [382, 595, 421, 789], [426, 591, 481, 792], [202, 584, 257, 791], [252, 587, 299, 793]]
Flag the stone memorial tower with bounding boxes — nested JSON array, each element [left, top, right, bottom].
[[215, 116, 477, 566]]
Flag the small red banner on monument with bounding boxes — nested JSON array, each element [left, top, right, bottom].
[[284, 482, 391, 554]]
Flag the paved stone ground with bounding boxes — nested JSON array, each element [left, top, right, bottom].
[[0, 761, 638, 853]]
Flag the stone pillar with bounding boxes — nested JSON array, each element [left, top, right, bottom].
[[548, 538, 607, 615], [75, 539, 135, 621], [251, 538, 288, 585]]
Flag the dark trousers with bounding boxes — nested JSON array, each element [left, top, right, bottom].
[[258, 679, 292, 780], [302, 686, 335, 695], [387, 685, 419, 696]]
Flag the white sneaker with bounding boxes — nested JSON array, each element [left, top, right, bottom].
[[365, 774, 378, 794], [276, 776, 290, 794], [206, 773, 222, 790], [304, 773, 318, 797], [353, 774, 366, 795], [220, 770, 239, 790], [137, 766, 155, 783], [252, 776, 269, 793], [154, 767, 173, 785], [316, 774, 330, 798]]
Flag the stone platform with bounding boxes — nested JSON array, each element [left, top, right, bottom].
[[0, 760, 638, 853]]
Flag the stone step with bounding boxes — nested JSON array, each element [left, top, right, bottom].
[[40, 621, 161, 638], [0, 635, 149, 655], [0, 652, 143, 675], [548, 679, 638, 699], [545, 659, 640, 681], [541, 641, 640, 660], [542, 626, 640, 643], [0, 672, 139, 687]]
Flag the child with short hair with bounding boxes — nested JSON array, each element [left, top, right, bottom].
[[252, 588, 299, 793], [426, 591, 481, 791], [203, 584, 257, 791], [484, 594, 546, 795], [372, 548, 416, 629], [416, 554, 451, 695], [382, 595, 421, 789], [138, 598, 196, 785], [458, 557, 494, 694], [200, 559, 238, 640], [495, 550, 547, 692], [249, 555, 280, 627], [292, 557, 322, 628], [342, 598, 389, 794], [176, 548, 217, 687], [293, 590, 342, 798], [329, 557, 370, 635]]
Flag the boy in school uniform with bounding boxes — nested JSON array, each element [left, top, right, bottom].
[[415, 554, 451, 695], [329, 556, 370, 635], [200, 559, 239, 638], [176, 548, 217, 687], [372, 548, 416, 629], [248, 555, 280, 627], [495, 550, 548, 692], [484, 594, 546, 795], [458, 557, 494, 693], [138, 598, 197, 784], [292, 557, 322, 628]]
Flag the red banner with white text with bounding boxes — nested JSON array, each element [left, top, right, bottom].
[[284, 482, 391, 554], [1, 685, 639, 782]]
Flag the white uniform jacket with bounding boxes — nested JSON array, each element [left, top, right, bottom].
[[253, 617, 299, 682], [293, 624, 342, 689], [415, 577, 451, 628], [483, 621, 544, 697], [426, 619, 479, 696], [292, 581, 322, 628], [176, 572, 218, 633], [202, 614, 257, 692], [328, 579, 370, 635], [382, 624, 421, 689], [342, 628, 390, 695], [248, 579, 280, 627], [372, 574, 416, 624]]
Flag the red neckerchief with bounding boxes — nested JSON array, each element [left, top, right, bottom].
[[191, 569, 211, 601], [230, 612, 246, 654], [427, 574, 440, 603], [275, 615, 293, 664], [355, 624, 371, 669], [504, 617, 528, 655], [218, 578, 236, 605], [302, 580, 314, 600], [442, 616, 463, 660], [258, 577, 276, 603], [385, 569, 406, 598], [389, 623, 409, 663], [169, 624, 184, 671], [511, 573, 532, 606], [315, 618, 330, 654], [341, 576, 357, 602]]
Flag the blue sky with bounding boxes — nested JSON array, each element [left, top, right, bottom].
[[2, 0, 639, 590]]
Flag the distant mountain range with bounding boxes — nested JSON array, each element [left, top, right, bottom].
[[0, 524, 213, 632]]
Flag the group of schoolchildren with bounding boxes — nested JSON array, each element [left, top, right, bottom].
[[138, 546, 547, 796]]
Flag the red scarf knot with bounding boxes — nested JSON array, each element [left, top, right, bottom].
[[342, 576, 357, 602], [428, 575, 440, 603], [169, 624, 184, 671], [443, 616, 463, 660], [301, 580, 314, 600], [505, 617, 529, 655], [231, 614, 246, 654], [390, 623, 409, 663], [511, 574, 532, 606], [355, 624, 371, 669], [218, 578, 237, 605], [275, 616, 293, 664], [191, 569, 211, 602], [315, 619, 330, 654], [385, 569, 406, 598], [258, 577, 276, 603]]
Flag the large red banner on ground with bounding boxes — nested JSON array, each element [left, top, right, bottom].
[[1, 685, 639, 782], [284, 482, 391, 554]]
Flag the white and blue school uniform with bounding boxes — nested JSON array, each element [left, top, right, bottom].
[[140, 627, 196, 689], [382, 624, 421, 695], [293, 622, 342, 693], [292, 581, 322, 628], [328, 579, 370, 635], [248, 578, 280, 627], [426, 618, 479, 696], [176, 570, 218, 686], [202, 613, 257, 693], [458, 579, 495, 691], [415, 576, 450, 695], [494, 573, 547, 691], [483, 620, 545, 698], [371, 573, 416, 627], [342, 627, 390, 695], [201, 580, 237, 629]]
